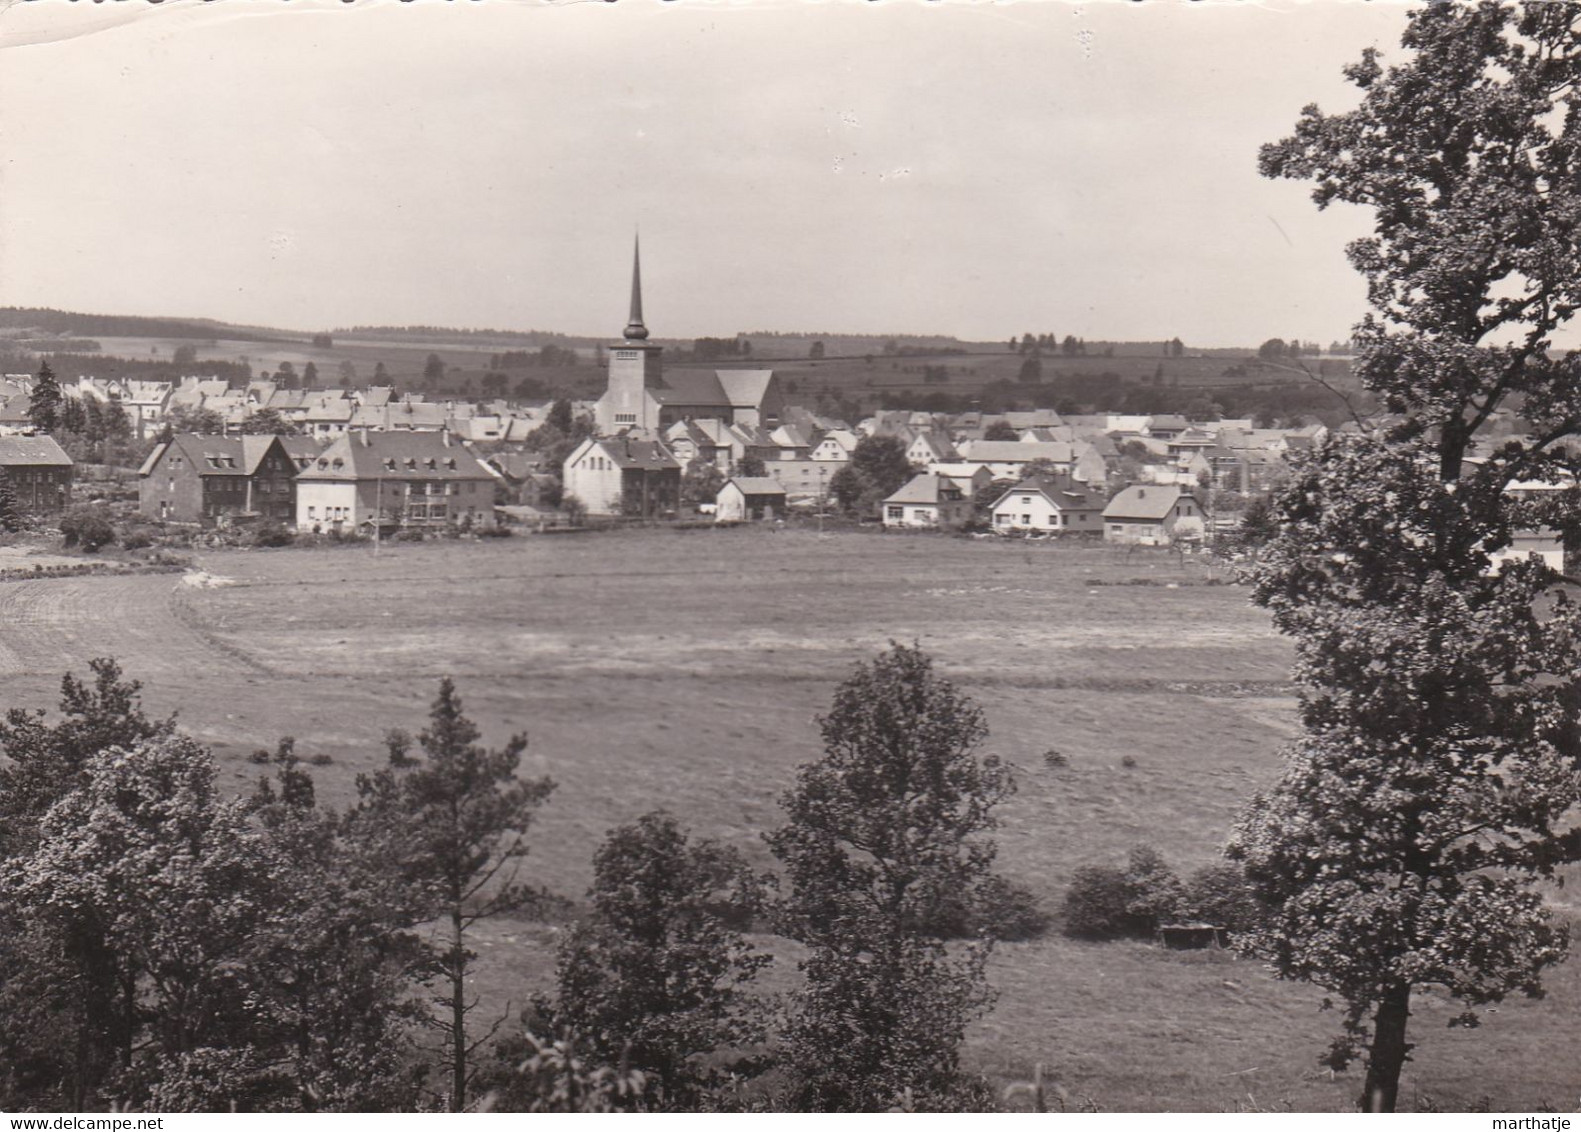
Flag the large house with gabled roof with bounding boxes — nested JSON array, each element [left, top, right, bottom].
[[293, 429, 500, 534], [138, 433, 299, 524], [562, 435, 682, 518], [0, 435, 73, 516]]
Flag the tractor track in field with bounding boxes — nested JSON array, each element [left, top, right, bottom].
[[0, 572, 271, 680]]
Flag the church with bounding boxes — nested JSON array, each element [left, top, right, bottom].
[[593, 240, 785, 436]]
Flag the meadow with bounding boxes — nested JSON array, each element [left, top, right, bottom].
[[0, 529, 1574, 1111]]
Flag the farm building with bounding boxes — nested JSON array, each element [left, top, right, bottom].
[[881, 473, 972, 529], [990, 477, 1104, 535], [0, 435, 73, 516], [137, 433, 298, 525], [715, 477, 788, 522], [293, 429, 500, 534], [1102, 484, 1205, 545], [562, 435, 682, 518]]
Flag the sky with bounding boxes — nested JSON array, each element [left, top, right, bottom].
[[0, 0, 1416, 347]]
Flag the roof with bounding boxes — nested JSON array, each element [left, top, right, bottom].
[[652, 370, 728, 407], [1103, 484, 1193, 521], [884, 472, 962, 506], [0, 435, 72, 467], [716, 369, 776, 408], [297, 430, 499, 481], [962, 440, 1075, 463], [992, 475, 1103, 512], [143, 433, 293, 478], [572, 437, 680, 472], [722, 476, 787, 497]]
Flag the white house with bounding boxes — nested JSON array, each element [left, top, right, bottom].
[[811, 429, 858, 462], [294, 429, 500, 534], [881, 473, 972, 529], [989, 477, 1105, 535], [1102, 484, 1205, 545], [561, 435, 682, 517]]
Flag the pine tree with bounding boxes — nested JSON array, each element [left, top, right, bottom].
[[28, 361, 62, 434]]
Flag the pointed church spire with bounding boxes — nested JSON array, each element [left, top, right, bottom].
[[623, 234, 649, 341]]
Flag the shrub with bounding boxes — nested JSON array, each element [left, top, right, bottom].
[[120, 530, 153, 550], [972, 875, 1050, 942], [1062, 865, 1138, 939], [307, 752, 333, 767], [1179, 863, 1264, 934], [247, 748, 272, 764], [1120, 755, 1138, 769], [478, 524, 513, 538], [1061, 845, 1184, 941], [395, 527, 426, 543], [1042, 748, 1069, 770], [252, 523, 294, 548], [59, 505, 116, 552]]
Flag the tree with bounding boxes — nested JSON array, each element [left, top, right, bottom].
[[238, 408, 296, 436], [1170, 337, 1185, 358], [827, 434, 911, 517], [311, 333, 333, 349], [808, 341, 826, 360], [353, 679, 555, 1112], [302, 361, 319, 388], [766, 644, 1013, 1110], [1256, 338, 1288, 361], [1017, 356, 1043, 384], [0, 471, 22, 533], [338, 360, 358, 387], [423, 353, 446, 390], [549, 812, 768, 1105], [1229, 6, 1581, 1112], [59, 396, 86, 437], [546, 398, 574, 436], [171, 344, 198, 368], [59, 505, 115, 553], [982, 420, 1018, 442], [374, 361, 389, 383], [29, 360, 62, 434], [680, 462, 725, 509], [275, 362, 298, 391], [161, 405, 226, 438]]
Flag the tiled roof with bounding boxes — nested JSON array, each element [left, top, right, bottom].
[[724, 477, 787, 496], [885, 473, 962, 506], [0, 435, 72, 467], [298, 431, 499, 481], [1103, 484, 1192, 521]]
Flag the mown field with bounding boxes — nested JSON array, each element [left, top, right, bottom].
[[0, 529, 1575, 1112]]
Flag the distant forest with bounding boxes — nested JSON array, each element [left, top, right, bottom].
[[0, 308, 283, 343]]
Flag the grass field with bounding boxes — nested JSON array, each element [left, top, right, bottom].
[[0, 529, 1575, 1112]]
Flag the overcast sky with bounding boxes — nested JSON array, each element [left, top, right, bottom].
[[0, 1, 1415, 346]]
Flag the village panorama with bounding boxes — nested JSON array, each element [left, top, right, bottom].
[[4, 2, 1581, 1120]]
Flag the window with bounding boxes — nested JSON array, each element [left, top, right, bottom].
[[1021, 514, 1031, 525], [995, 514, 1010, 526], [307, 506, 317, 519], [886, 505, 904, 521], [615, 413, 637, 425]]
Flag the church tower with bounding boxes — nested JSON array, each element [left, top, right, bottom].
[[596, 236, 664, 434]]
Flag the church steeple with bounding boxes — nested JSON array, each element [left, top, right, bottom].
[[623, 235, 649, 341]]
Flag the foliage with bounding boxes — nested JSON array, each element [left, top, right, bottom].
[[549, 811, 770, 1105], [251, 523, 295, 548], [0, 471, 23, 533], [352, 679, 556, 1111], [1179, 863, 1263, 936], [29, 360, 62, 434], [161, 405, 226, 438], [983, 421, 1019, 441], [59, 505, 116, 553], [1235, 4, 1581, 1111], [1061, 846, 1182, 941], [736, 454, 767, 478], [828, 434, 912, 517], [483, 1031, 647, 1113], [238, 408, 297, 436], [766, 643, 1013, 1110], [681, 462, 726, 508]]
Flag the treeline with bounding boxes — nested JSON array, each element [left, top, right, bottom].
[[0, 308, 275, 342], [0, 350, 253, 386], [0, 646, 1038, 1113]]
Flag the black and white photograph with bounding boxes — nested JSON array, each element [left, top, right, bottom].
[[1, 0, 1580, 1117]]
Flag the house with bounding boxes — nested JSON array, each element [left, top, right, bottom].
[[302, 393, 355, 438], [715, 477, 788, 522], [1490, 528, 1564, 574], [906, 431, 957, 467], [768, 424, 816, 462], [811, 429, 858, 462], [0, 394, 33, 436], [294, 429, 500, 533], [881, 473, 972, 529], [954, 440, 1077, 479], [664, 419, 734, 472], [925, 462, 996, 499], [989, 477, 1105, 535], [137, 433, 299, 524], [761, 458, 834, 500], [561, 435, 682, 517], [0, 435, 73, 516], [1102, 484, 1205, 545]]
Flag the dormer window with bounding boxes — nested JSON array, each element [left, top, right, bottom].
[[405, 458, 416, 470]]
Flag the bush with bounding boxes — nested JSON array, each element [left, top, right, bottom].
[[59, 505, 116, 552], [1042, 748, 1069, 770], [478, 524, 513, 538], [307, 752, 333, 767], [1120, 755, 1138, 769], [395, 527, 426, 543], [972, 875, 1050, 942], [120, 529, 153, 550], [1179, 863, 1264, 934], [252, 523, 294, 548], [1061, 845, 1183, 941], [1062, 865, 1138, 940]]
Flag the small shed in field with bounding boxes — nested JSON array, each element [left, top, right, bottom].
[[716, 477, 787, 522]]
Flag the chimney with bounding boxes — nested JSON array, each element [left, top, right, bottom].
[[441, 425, 451, 448], [360, 426, 370, 447]]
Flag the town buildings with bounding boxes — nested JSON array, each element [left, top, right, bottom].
[[0, 435, 73, 516]]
